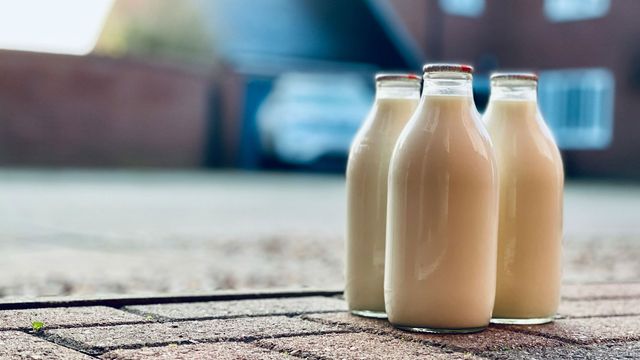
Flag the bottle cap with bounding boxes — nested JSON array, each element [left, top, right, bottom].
[[491, 73, 538, 82], [423, 63, 474, 74], [375, 73, 422, 82]]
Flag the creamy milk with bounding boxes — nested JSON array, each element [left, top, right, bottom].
[[345, 76, 420, 317], [484, 79, 564, 324], [385, 67, 499, 333]]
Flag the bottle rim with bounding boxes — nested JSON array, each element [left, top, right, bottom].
[[375, 73, 422, 83], [491, 72, 538, 82], [422, 63, 474, 74]]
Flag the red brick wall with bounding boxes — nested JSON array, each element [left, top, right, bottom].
[[0, 50, 212, 167], [415, 0, 640, 178]]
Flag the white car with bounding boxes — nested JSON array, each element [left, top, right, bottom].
[[257, 72, 373, 165]]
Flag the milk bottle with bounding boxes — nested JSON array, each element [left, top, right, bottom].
[[346, 74, 421, 318], [484, 73, 564, 324], [385, 64, 499, 333]]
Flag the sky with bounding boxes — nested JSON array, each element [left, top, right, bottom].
[[0, 0, 114, 55]]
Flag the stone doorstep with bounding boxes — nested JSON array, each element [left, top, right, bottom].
[[123, 296, 347, 321], [0, 330, 92, 360], [42, 315, 347, 355], [0, 306, 150, 331]]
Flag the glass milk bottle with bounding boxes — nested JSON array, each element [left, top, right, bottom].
[[484, 73, 564, 324], [346, 74, 421, 318], [385, 64, 499, 333]]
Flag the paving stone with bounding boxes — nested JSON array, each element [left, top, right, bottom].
[[558, 298, 640, 318], [45, 315, 345, 355], [504, 316, 640, 344], [304, 312, 563, 352], [478, 341, 640, 359], [562, 282, 640, 300], [257, 332, 480, 359], [0, 306, 148, 330], [0, 330, 92, 359], [101, 342, 287, 360], [124, 296, 346, 320]]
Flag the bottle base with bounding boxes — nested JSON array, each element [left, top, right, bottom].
[[350, 310, 388, 319], [393, 324, 487, 334], [490, 316, 554, 325]]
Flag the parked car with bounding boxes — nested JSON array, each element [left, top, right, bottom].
[[257, 72, 373, 166]]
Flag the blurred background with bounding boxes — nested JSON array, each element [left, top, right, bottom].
[[1, 0, 639, 299]]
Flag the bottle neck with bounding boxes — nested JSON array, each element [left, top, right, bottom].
[[422, 72, 473, 97], [375, 80, 421, 100], [489, 80, 538, 102]]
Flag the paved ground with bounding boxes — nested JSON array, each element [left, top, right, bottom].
[[1, 284, 639, 359], [1, 170, 640, 298]]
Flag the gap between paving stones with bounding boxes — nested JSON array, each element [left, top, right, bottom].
[[249, 332, 371, 360], [292, 315, 488, 360], [561, 281, 640, 301], [2, 301, 632, 333], [0, 289, 343, 310], [16, 329, 102, 359], [495, 323, 640, 347], [563, 312, 640, 320], [118, 305, 348, 323], [0, 319, 154, 332], [243, 338, 320, 360], [4, 287, 639, 358], [42, 330, 194, 357], [0, 307, 347, 333], [298, 314, 501, 357], [37, 315, 354, 356], [0, 309, 348, 333], [8, 301, 634, 334], [297, 312, 640, 356], [42, 327, 354, 356], [99, 332, 375, 360], [23, 311, 516, 359], [555, 295, 640, 319], [563, 295, 640, 301]]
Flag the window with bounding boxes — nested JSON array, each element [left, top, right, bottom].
[[544, 0, 610, 22], [538, 68, 615, 150], [439, 0, 484, 18]]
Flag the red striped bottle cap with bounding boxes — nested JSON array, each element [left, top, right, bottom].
[[375, 73, 422, 82], [491, 72, 538, 82], [422, 63, 474, 74]]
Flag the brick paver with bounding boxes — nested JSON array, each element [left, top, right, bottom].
[[1, 284, 640, 358], [44, 315, 344, 355], [558, 298, 640, 318], [304, 312, 564, 352], [0, 331, 92, 359], [504, 316, 640, 344], [125, 296, 346, 320], [0, 306, 148, 330], [477, 341, 640, 360], [101, 342, 287, 360], [562, 282, 640, 300], [258, 332, 480, 359]]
